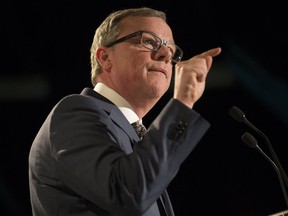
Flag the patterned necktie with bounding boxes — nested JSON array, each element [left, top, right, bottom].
[[131, 121, 147, 139]]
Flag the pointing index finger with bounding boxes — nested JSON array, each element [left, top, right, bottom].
[[198, 47, 222, 58]]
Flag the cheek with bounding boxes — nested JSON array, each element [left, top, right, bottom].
[[128, 56, 148, 78], [117, 51, 143, 72]]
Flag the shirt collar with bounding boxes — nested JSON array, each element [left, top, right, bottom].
[[94, 83, 140, 124]]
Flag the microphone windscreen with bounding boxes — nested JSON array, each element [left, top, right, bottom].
[[241, 132, 257, 149], [229, 106, 245, 122]]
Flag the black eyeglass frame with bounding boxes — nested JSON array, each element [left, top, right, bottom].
[[106, 30, 183, 63]]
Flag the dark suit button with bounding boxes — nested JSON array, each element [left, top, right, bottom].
[[168, 121, 189, 140], [176, 121, 188, 131]]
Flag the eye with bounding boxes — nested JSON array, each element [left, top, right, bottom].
[[142, 34, 159, 50], [167, 46, 175, 56], [163, 43, 177, 58]]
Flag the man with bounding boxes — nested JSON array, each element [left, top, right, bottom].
[[29, 7, 221, 216]]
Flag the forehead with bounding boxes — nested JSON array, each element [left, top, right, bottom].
[[119, 16, 174, 41]]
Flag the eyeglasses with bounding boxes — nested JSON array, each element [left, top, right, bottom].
[[106, 31, 183, 63]]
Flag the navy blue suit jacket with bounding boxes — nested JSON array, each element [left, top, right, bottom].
[[29, 87, 210, 216]]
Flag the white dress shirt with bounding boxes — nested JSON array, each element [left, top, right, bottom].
[[94, 82, 141, 124]]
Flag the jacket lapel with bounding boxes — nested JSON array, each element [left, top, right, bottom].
[[80, 88, 139, 142]]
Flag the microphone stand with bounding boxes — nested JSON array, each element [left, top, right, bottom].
[[242, 132, 288, 208], [229, 106, 288, 188], [242, 115, 288, 188]]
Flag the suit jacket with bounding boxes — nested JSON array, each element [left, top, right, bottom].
[[29, 87, 210, 216]]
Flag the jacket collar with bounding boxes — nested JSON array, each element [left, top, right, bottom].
[[80, 87, 140, 142]]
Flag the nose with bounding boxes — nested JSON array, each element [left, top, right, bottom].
[[153, 44, 172, 63]]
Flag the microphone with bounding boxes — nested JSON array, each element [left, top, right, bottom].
[[241, 132, 288, 207], [229, 106, 288, 188]]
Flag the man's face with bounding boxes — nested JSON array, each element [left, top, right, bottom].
[[105, 16, 175, 107]]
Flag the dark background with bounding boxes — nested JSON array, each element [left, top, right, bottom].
[[1, 0, 288, 215]]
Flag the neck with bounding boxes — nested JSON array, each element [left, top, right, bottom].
[[131, 99, 158, 119], [97, 77, 160, 119]]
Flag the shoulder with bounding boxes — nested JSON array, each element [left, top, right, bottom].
[[49, 88, 113, 117]]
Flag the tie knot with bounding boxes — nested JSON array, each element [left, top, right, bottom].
[[131, 121, 147, 139]]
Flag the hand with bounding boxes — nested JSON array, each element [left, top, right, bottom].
[[173, 47, 221, 109]]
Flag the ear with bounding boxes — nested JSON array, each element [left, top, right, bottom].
[[96, 47, 112, 72]]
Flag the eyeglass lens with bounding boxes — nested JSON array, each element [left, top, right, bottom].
[[141, 32, 182, 63]]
